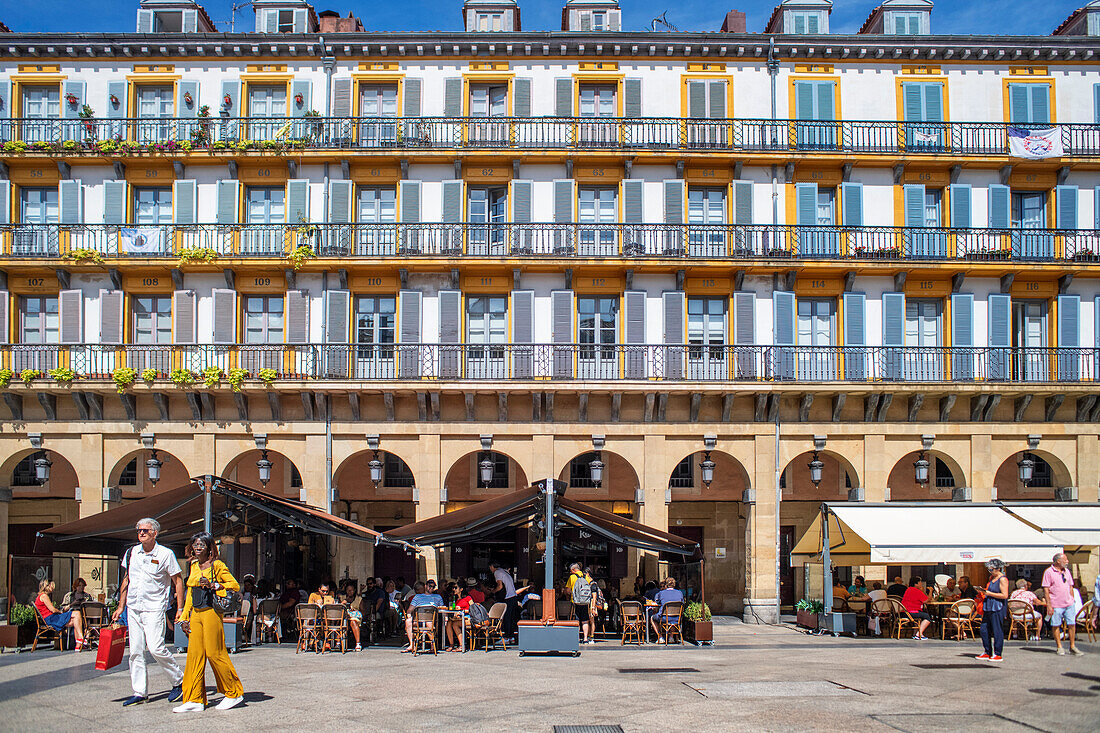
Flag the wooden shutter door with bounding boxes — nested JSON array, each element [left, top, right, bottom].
[[623, 290, 647, 378], [511, 290, 535, 378], [437, 290, 461, 378], [398, 290, 422, 378], [550, 290, 574, 378], [663, 291, 685, 380]]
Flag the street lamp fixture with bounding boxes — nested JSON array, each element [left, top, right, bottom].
[[808, 451, 824, 487], [479, 453, 495, 488], [913, 450, 930, 486], [34, 453, 52, 485], [146, 448, 163, 486], [700, 450, 716, 488], [256, 448, 273, 488], [1018, 453, 1035, 487], [368, 449, 384, 487], [588, 451, 604, 488]]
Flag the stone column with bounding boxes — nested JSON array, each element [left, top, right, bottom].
[[0, 489, 9, 607], [862, 434, 887, 502], [640, 434, 667, 583], [1077, 434, 1099, 502], [414, 434, 441, 580], [76, 434, 109, 599], [970, 434, 993, 501], [743, 432, 778, 623]]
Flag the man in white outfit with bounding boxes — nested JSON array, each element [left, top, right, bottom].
[[111, 518, 185, 706]]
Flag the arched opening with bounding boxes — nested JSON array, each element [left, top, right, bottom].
[[666, 450, 750, 615], [994, 449, 1071, 501], [108, 449, 191, 499], [887, 450, 964, 501], [222, 449, 304, 499]]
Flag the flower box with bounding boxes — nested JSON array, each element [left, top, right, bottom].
[[684, 618, 713, 644], [796, 609, 824, 629]]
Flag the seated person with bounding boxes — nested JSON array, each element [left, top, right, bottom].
[[34, 579, 86, 651], [864, 582, 888, 636], [444, 586, 480, 652], [847, 576, 867, 597], [832, 580, 851, 601], [402, 582, 443, 652], [363, 578, 388, 634], [61, 577, 94, 612], [643, 581, 660, 603], [901, 576, 933, 640], [886, 576, 908, 598], [942, 577, 961, 600], [648, 577, 685, 643], [308, 581, 335, 606], [957, 576, 978, 600], [466, 577, 486, 605], [341, 583, 364, 651], [239, 574, 257, 642], [381, 579, 400, 636], [1009, 579, 1044, 640], [278, 578, 301, 635]]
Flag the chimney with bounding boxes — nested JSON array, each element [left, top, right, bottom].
[[720, 9, 747, 32]]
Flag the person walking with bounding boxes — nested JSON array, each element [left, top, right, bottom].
[[488, 561, 519, 643], [567, 563, 593, 644], [173, 532, 245, 713], [975, 559, 1010, 662], [1043, 552, 1085, 656], [112, 518, 185, 707]]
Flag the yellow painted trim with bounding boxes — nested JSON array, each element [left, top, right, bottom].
[[461, 73, 516, 117], [246, 64, 287, 73], [124, 74, 181, 83], [679, 74, 735, 118], [1002, 77, 1057, 124], [1009, 66, 1048, 76], [787, 74, 842, 121], [10, 79, 63, 118], [894, 76, 950, 123], [358, 62, 400, 72], [17, 65, 61, 74], [127, 78, 179, 120], [793, 64, 834, 74], [578, 61, 619, 71], [900, 65, 941, 75], [572, 73, 626, 118]]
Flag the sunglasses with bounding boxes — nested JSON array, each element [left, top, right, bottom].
[[137, 528, 155, 535]]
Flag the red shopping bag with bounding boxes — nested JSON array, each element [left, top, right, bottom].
[[95, 624, 127, 671]]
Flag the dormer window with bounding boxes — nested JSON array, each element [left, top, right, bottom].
[[791, 11, 820, 33], [154, 12, 183, 32], [277, 9, 295, 32], [477, 12, 504, 31], [893, 11, 922, 34], [592, 11, 607, 30]]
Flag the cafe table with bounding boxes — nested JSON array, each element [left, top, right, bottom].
[[438, 608, 467, 652]]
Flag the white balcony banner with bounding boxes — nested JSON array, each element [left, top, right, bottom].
[[120, 227, 166, 254], [1008, 127, 1063, 159]]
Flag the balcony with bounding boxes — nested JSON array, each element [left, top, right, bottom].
[[6, 343, 1098, 385], [2, 117, 1098, 158], [2, 222, 1097, 263]]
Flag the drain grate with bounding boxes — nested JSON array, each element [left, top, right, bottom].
[[617, 667, 700, 674], [553, 727, 624, 733]]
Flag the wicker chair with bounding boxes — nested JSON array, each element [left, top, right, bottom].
[[295, 603, 322, 654], [478, 602, 508, 652], [1074, 600, 1096, 643], [658, 601, 684, 645], [32, 610, 65, 652], [321, 603, 348, 653], [941, 599, 977, 640], [620, 600, 645, 645], [869, 598, 895, 637], [80, 602, 108, 647], [1007, 599, 1041, 641], [890, 598, 921, 639], [411, 606, 439, 656], [256, 598, 281, 644]]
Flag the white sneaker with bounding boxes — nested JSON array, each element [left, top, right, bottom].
[[215, 696, 244, 711], [173, 702, 204, 713]]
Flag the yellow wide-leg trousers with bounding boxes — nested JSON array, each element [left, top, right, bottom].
[[181, 608, 244, 704]]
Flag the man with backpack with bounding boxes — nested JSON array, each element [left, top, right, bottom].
[[567, 563, 595, 645]]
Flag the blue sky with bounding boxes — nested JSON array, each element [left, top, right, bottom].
[[2, 0, 1081, 35]]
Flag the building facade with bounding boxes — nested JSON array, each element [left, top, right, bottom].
[[0, 0, 1099, 619]]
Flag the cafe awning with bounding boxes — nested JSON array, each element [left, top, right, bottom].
[[34, 476, 407, 555], [387, 484, 698, 556], [1000, 502, 1100, 558], [791, 503, 1063, 566]]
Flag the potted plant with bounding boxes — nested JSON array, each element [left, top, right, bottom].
[[683, 601, 713, 644], [795, 599, 825, 629], [0, 603, 38, 648]]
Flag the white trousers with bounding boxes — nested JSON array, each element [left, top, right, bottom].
[[127, 609, 184, 697]]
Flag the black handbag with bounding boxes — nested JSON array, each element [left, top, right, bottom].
[[207, 566, 243, 616]]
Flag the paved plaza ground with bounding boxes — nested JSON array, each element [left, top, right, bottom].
[[0, 618, 1097, 733]]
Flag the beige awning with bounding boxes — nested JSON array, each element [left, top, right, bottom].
[[1000, 503, 1100, 558], [791, 503, 1063, 566]]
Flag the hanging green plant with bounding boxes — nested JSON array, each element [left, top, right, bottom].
[[141, 368, 159, 385], [3, 141, 28, 153], [177, 247, 220, 268], [258, 368, 278, 385], [112, 367, 137, 393], [287, 244, 315, 271], [227, 367, 249, 392], [48, 366, 77, 384], [0, 369, 13, 388], [63, 248, 105, 265], [169, 368, 195, 386], [201, 367, 222, 388], [20, 369, 42, 385]]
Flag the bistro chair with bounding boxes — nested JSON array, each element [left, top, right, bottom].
[[524, 598, 543, 620], [1007, 599, 1041, 641], [890, 598, 921, 639], [941, 599, 977, 640], [1074, 601, 1095, 643], [556, 599, 574, 621], [658, 601, 684, 645], [80, 602, 108, 647], [620, 600, 645, 645], [479, 602, 508, 652], [294, 603, 322, 654], [869, 599, 895, 637], [321, 604, 349, 653], [32, 611, 65, 652], [256, 599, 282, 644], [411, 606, 439, 656]]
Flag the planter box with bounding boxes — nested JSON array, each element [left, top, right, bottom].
[[684, 619, 713, 644], [0, 624, 36, 648], [796, 610, 823, 629]]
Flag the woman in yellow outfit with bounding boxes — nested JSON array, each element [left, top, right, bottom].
[[173, 531, 245, 713]]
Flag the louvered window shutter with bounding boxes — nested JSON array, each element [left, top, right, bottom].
[[734, 292, 756, 345], [513, 78, 532, 117], [687, 81, 706, 119], [624, 78, 642, 117], [988, 293, 1011, 380], [173, 290, 196, 344], [293, 8, 307, 32], [211, 289, 237, 344], [708, 81, 726, 119], [512, 289, 535, 378], [404, 78, 422, 117], [555, 78, 573, 117], [843, 292, 867, 379], [286, 290, 310, 344], [182, 9, 197, 32], [988, 184, 1010, 229], [437, 290, 461, 378], [663, 291, 685, 379], [59, 179, 83, 225], [220, 80, 240, 118], [137, 9, 153, 32], [0, 181, 9, 225], [328, 180, 352, 223], [61, 81, 85, 119], [1094, 84, 1100, 124], [663, 180, 684, 224], [553, 180, 574, 223], [1030, 84, 1051, 125], [263, 9, 277, 33], [102, 180, 126, 225], [177, 80, 199, 118], [840, 183, 862, 226], [99, 289, 124, 344], [324, 290, 350, 342], [623, 290, 646, 378], [398, 290, 422, 378], [442, 180, 462, 223], [904, 184, 926, 227], [772, 291, 795, 379], [444, 78, 462, 117], [623, 179, 644, 224], [173, 179, 197, 225], [550, 290, 574, 378], [816, 82, 835, 120], [951, 293, 974, 380], [950, 184, 972, 228], [734, 180, 754, 225], [330, 78, 351, 118], [795, 81, 814, 120], [287, 179, 309, 224], [59, 289, 82, 343], [0, 82, 8, 124], [1055, 185, 1078, 229], [1096, 187, 1100, 229], [216, 180, 239, 224], [881, 292, 906, 380], [924, 83, 943, 122], [512, 180, 533, 223], [400, 181, 421, 222], [290, 80, 311, 118], [0, 291, 9, 345], [106, 81, 127, 121], [795, 183, 817, 225], [1057, 294, 1081, 380]]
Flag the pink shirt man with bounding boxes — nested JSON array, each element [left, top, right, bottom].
[[1042, 563, 1074, 609]]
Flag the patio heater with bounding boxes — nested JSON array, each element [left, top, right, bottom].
[[518, 478, 580, 656], [146, 449, 163, 487]]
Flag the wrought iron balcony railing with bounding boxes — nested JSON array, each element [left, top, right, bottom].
[[2, 116, 1098, 157], [3, 222, 1098, 262], [6, 343, 1097, 385]]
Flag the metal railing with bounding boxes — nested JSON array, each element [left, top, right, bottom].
[[5, 343, 1097, 384], [2, 116, 1098, 157], [2, 222, 1098, 262]]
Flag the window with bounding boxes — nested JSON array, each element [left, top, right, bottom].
[[469, 84, 507, 117], [359, 84, 398, 117], [816, 188, 836, 226], [243, 295, 284, 344], [136, 85, 173, 119], [355, 296, 396, 361], [923, 189, 942, 227], [290, 464, 302, 488], [20, 187, 58, 225], [688, 186, 726, 256], [246, 186, 285, 224], [21, 85, 60, 119], [905, 299, 942, 347], [133, 296, 171, 344], [794, 80, 836, 148], [468, 186, 507, 255], [134, 187, 172, 225], [20, 296, 59, 344], [276, 10, 295, 32], [357, 187, 396, 223], [893, 12, 922, 34], [1011, 191, 1046, 229], [1007, 83, 1051, 126], [1029, 455, 1053, 488], [476, 12, 503, 31], [569, 452, 602, 489], [579, 85, 616, 118], [797, 298, 835, 346], [592, 11, 607, 30], [934, 458, 955, 489], [153, 11, 183, 32], [578, 186, 617, 254], [669, 456, 693, 489], [688, 297, 727, 378], [790, 11, 820, 34], [249, 84, 287, 118], [12, 452, 47, 486], [119, 458, 138, 486], [383, 453, 415, 488], [467, 296, 507, 351]]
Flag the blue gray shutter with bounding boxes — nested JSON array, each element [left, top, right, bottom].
[[708, 81, 726, 119], [398, 290, 422, 378], [1009, 84, 1030, 124], [0, 181, 9, 225], [903, 83, 924, 122], [1030, 84, 1051, 125], [216, 180, 239, 224], [328, 180, 352, 223], [324, 290, 350, 343], [841, 182, 863, 226], [988, 293, 1011, 380], [951, 293, 974, 380], [796, 182, 817, 224], [287, 179, 309, 223], [734, 291, 756, 377], [444, 78, 462, 117], [511, 290, 535, 378], [624, 78, 642, 117], [211, 289, 236, 344], [0, 292, 9, 345], [437, 290, 461, 378], [1096, 187, 1100, 229], [623, 179, 644, 223], [1057, 294, 1081, 381], [924, 83, 943, 122], [551, 290, 574, 378], [290, 79, 311, 118], [263, 9, 278, 33], [293, 8, 307, 32], [688, 81, 706, 119], [795, 81, 814, 120], [61, 81, 85, 119], [1094, 83, 1100, 123], [553, 179, 574, 222], [513, 78, 532, 117], [663, 180, 684, 224], [663, 291, 685, 380], [286, 290, 309, 344], [137, 9, 154, 32], [442, 180, 462, 223], [173, 179, 196, 225], [102, 180, 126, 225], [815, 83, 834, 120], [172, 290, 196, 344], [400, 180, 421, 222], [904, 184, 925, 227], [772, 291, 795, 379], [624, 290, 646, 378], [59, 290, 82, 343], [0, 81, 8, 123], [950, 184, 972, 228], [1055, 185, 1078, 229], [220, 80, 240, 118], [512, 180, 533, 223], [734, 180, 753, 225], [988, 184, 1010, 228], [181, 8, 197, 32], [403, 78, 422, 117], [332, 78, 352, 117], [106, 80, 127, 121], [98, 290, 123, 345], [177, 80, 198, 118], [59, 179, 83, 224], [881, 292, 905, 380], [843, 292, 866, 379], [555, 78, 572, 117]]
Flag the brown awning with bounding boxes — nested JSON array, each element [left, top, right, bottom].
[[35, 476, 404, 556], [387, 484, 697, 555]]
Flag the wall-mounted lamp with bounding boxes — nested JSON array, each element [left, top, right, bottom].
[[700, 434, 717, 488]]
